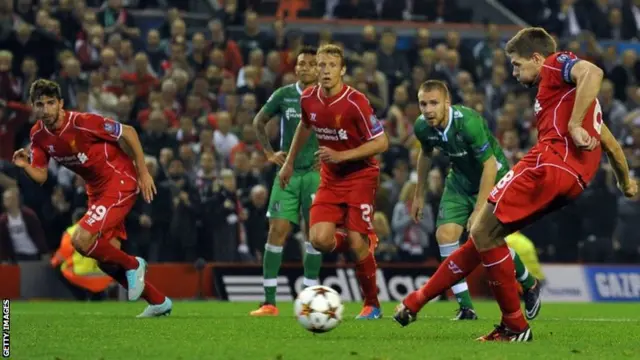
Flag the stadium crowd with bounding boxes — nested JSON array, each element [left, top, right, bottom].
[[0, 0, 639, 266]]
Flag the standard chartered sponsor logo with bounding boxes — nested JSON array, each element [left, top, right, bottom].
[[312, 126, 348, 141]]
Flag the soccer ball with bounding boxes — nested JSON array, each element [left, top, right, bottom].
[[294, 285, 344, 333]]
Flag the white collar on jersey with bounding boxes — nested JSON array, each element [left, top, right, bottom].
[[295, 81, 303, 95], [436, 106, 454, 142]]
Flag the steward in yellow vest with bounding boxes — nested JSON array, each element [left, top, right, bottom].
[[51, 224, 114, 296]]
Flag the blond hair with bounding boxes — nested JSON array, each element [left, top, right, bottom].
[[317, 44, 345, 66]]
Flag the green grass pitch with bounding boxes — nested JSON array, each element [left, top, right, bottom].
[[8, 301, 640, 360]]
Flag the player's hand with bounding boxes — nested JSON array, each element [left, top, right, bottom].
[[278, 162, 293, 189], [620, 178, 638, 198], [12, 148, 30, 168], [266, 151, 287, 167], [138, 171, 157, 203], [316, 146, 344, 164], [569, 126, 599, 151], [410, 196, 424, 223], [467, 209, 480, 230]]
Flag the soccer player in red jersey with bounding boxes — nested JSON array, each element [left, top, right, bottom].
[[394, 28, 638, 341], [13, 79, 172, 317], [279, 44, 389, 319]]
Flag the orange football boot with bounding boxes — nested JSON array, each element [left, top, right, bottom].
[[249, 303, 279, 316]]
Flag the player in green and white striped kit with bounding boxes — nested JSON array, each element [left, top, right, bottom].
[[250, 47, 321, 316], [411, 80, 541, 320]]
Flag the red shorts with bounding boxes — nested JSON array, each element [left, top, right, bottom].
[[488, 147, 585, 228], [78, 190, 138, 241], [310, 179, 377, 234]]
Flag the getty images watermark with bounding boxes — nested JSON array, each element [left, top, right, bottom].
[[2, 299, 9, 358]]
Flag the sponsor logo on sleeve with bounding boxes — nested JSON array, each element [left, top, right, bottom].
[[104, 121, 121, 136]]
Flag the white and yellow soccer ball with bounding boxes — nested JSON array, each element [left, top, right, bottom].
[[294, 285, 344, 333]]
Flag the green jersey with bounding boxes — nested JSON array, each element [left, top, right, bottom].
[[414, 105, 509, 194], [262, 82, 318, 171]]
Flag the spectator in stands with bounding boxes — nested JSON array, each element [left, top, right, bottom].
[[377, 28, 409, 91], [0, 187, 48, 263], [244, 184, 268, 260], [97, 0, 139, 39], [392, 182, 433, 262], [205, 168, 248, 262]]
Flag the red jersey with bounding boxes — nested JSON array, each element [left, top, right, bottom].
[[300, 85, 384, 182], [29, 111, 138, 196], [535, 51, 603, 184]]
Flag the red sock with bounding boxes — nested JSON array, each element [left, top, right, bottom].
[[140, 282, 166, 305], [86, 238, 138, 270], [405, 240, 480, 313], [332, 229, 350, 253], [98, 262, 165, 305], [355, 251, 380, 308], [480, 244, 529, 332]]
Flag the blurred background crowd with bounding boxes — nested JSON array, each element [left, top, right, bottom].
[[0, 0, 639, 267]]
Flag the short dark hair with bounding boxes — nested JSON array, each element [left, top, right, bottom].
[[505, 27, 557, 58], [419, 80, 450, 98], [29, 79, 62, 103], [297, 46, 317, 59]]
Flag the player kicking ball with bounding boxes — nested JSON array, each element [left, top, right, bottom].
[[279, 44, 389, 319], [409, 80, 541, 321], [394, 27, 637, 341], [14, 79, 172, 317], [250, 47, 324, 316]]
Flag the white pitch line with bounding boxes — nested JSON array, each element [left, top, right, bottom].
[[10, 312, 640, 322]]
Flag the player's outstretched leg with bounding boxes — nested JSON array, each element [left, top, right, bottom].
[[97, 262, 172, 317], [436, 224, 477, 320], [349, 231, 382, 320], [72, 228, 146, 301], [471, 205, 532, 342], [393, 240, 480, 327], [510, 248, 542, 320]]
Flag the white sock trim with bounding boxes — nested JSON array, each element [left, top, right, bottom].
[[482, 254, 510, 267], [518, 268, 529, 282], [439, 241, 460, 257], [451, 282, 469, 294], [265, 243, 283, 253], [303, 278, 318, 286], [305, 242, 321, 255], [263, 278, 278, 287]]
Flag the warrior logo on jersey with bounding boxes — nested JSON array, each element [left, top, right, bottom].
[[534, 99, 542, 115], [557, 54, 570, 63]]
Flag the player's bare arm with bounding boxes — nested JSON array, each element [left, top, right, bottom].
[[12, 148, 48, 184], [600, 123, 638, 197], [120, 124, 157, 202], [568, 60, 604, 151], [279, 120, 312, 188], [253, 108, 286, 166], [411, 147, 432, 223], [318, 133, 389, 164], [468, 155, 498, 229]]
